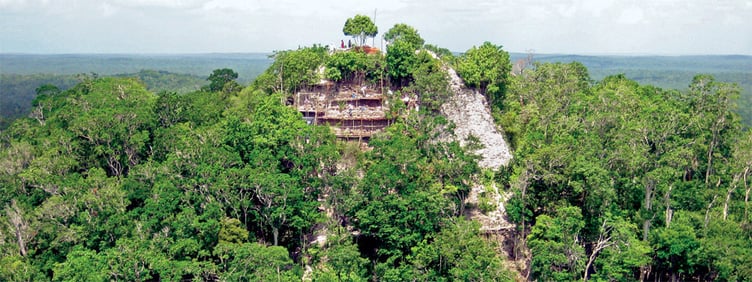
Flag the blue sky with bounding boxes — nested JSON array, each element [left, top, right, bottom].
[[1, 0, 750, 54]]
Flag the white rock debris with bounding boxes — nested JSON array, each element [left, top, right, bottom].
[[440, 61, 513, 170]]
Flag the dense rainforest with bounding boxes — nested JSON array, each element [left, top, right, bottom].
[[0, 53, 272, 129], [1, 16, 751, 281]]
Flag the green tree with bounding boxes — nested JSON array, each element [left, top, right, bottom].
[[697, 216, 752, 280], [53, 247, 107, 281], [456, 42, 511, 107], [223, 90, 330, 247], [409, 51, 450, 112], [326, 50, 383, 85], [650, 212, 702, 281], [214, 242, 299, 281], [386, 40, 417, 87], [349, 118, 480, 279], [31, 77, 157, 177], [0, 255, 44, 281], [218, 217, 249, 244], [527, 206, 586, 281], [154, 91, 192, 127], [343, 14, 378, 46], [258, 46, 328, 94], [314, 232, 370, 282], [384, 23, 425, 50], [207, 68, 239, 93], [410, 219, 514, 281], [588, 215, 652, 281]]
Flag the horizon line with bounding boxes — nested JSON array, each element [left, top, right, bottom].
[[2, 51, 752, 57]]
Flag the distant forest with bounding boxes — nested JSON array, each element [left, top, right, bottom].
[[2, 53, 750, 128], [0, 54, 272, 128], [512, 54, 752, 126]]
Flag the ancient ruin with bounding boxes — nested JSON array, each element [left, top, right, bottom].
[[296, 82, 392, 141]]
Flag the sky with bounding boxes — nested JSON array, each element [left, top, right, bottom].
[[1, 0, 751, 55]]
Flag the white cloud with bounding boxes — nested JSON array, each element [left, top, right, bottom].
[[617, 6, 645, 25], [107, 0, 210, 9], [0, 0, 750, 54]]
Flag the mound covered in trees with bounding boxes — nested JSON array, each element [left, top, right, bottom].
[[1, 14, 751, 282]]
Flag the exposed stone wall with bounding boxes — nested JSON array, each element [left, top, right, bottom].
[[440, 59, 512, 170]]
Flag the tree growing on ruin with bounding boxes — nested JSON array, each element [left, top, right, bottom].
[[384, 23, 424, 50], [343, 14, 378, 46]]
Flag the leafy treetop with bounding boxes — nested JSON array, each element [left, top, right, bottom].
[[343, 14, 378, 46], [456, 41, 511, 108], [207, 68, 239, 93], [384, 23, 425, 50]]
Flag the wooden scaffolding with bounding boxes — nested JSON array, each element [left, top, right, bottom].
[[296, 84, 389, 141]]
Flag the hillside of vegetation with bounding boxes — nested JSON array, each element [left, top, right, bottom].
[[0, 70, 211, 129], [515, 53, 752, 126], [1, 15, 751, 281]]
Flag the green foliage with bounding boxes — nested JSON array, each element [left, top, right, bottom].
[[23, 77, 157, 177], [424, 44, 454, 61], [214, 242, 300, 281], [410, 219, 515, 281], [384, 23, 425, 50], [258, 45, 329, 94], [53, 246, 108, 281], [456, 42, 511, 108], [342, 14, 378, 46], [326, 50, 384, 85], [696, 216, 752, 280], [386, 40, 449, 111], [312, 232, 370, 281], [218, 217, 249, 244], [650, 213, 702, 279], [506, 60, 751, 281], [590, 215, 652, 281], [409, 51, 451, 112], [0, 255, 44, 281], [528, 206, 586, 281], [206, 68, 239, 94], [345, 116, 483, 279], [386, 40, 418, 86], [4, 30, 750, 282]]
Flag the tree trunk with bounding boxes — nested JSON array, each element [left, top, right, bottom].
[[583, 219, 612, 282], [744, 172, 750, 222], [643, 181, 654, 241], [6, 200, 29, 256], [723, 187, 733, 221], [273, 227, 279, 246], [705, 194, 718, 228], [705, 135, 717, 185], [723, 171, 743, 221], [639, 265, 651, 282], [664, 185, 673, 228], [639, 179, 655, 281]]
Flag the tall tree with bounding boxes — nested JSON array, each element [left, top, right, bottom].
[[386, 40, 417, 87], [384, 23, 424, 50], [343, 14, 378, 46]]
